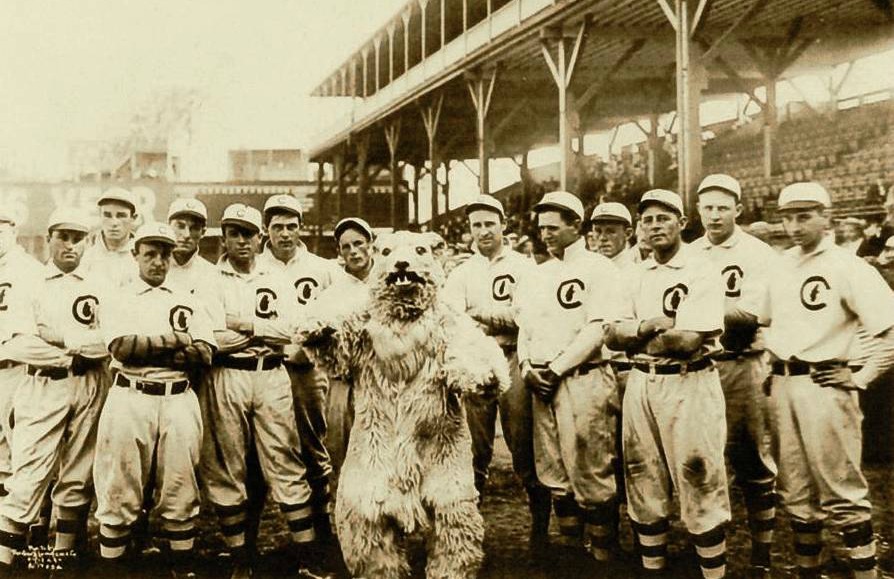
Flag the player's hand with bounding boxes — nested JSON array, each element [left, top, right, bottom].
[[226, 315, 253, 334], [811, 366, 859, 391], [37, 323, 65, 348], [639, 316, 674, 338], [524, 367, 559, 402]]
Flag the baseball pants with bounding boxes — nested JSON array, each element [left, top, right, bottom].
[[533, 364, 619, 555], [1, 368, 107, 525], [93, 379, 202, 558], [623, 366, 730, 577], [201, 365, 315, 549], [465, 351, 539, 493], [0, 365, 27, 493]]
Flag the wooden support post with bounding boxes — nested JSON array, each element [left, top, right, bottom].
[[402, 9, 411, 72], [384, 119, 402, 229], [648, 113, 660, 186], [420, 94, 444, 228], [466, 67, 498, 195], [763, 78, 778, 178], [540, 20, 587, 192], [373, 36, 382, 93], [334, 151, 345, 225], [356, 133, 370, 216], [412, 163, 422, 225], [442, 159, 451, 212], [316, 161, 326, 240], [387, 22, 396, 83], [361, 47, 370, 97], [419, 0, 429, 59]]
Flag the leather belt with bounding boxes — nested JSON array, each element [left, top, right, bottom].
[[114, 373, 189, 396], [571, 361, 608, 377], [770, 360, 856, 376], [611, 361, 633, 373], [0, 361, 20, 371], [27, 366, 70, 381], [713, 350, 763, 362], [632, 357, 714, 375], [217, 355, 284, 372]]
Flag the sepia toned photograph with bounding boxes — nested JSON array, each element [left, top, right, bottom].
[[1, 1, 893, 577]]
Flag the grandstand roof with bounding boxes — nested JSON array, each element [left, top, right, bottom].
[[308, 0, 894, 166]]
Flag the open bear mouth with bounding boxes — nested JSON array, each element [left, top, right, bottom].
[[385, 270, 426, 287]]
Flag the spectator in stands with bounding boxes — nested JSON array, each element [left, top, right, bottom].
[[858, 202, 894, 257], [747, 221, 773, 245], [837, 217, 866, 254], [870, 236, 894, 289]]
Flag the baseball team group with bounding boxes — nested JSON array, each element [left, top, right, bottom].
[[0, 172, 891, 579]]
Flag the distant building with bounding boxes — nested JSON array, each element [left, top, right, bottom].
[[229, 149, 308, 182]]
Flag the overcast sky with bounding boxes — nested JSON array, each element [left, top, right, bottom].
[[0, 0, 406, 178]]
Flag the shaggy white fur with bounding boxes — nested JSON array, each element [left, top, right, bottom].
[[296, 231, 510, 579]]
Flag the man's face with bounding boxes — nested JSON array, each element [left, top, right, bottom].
[[841, 223, 863, 242], [590, 221, 631, 259], [99, 201, 135, 243], [133, 241, 171, 287], [267, 213, 301, 255], [537, 211, 579, 254], [223, 225, 260, 262], [169, 215, 205, 257], [781, 207, 827, 250], [467, 209, 502, 254], [338, 228, 372, 276], [640, 204, 685, 252], [697, 190, 741, 242], [48, 229, 87, 272]]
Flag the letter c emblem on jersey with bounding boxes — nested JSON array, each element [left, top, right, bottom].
[[800, 275, 830, 311], [662, 283, 689, 317], [0, 282, 10, 312], [169, 305, 193, 332], [556, 279, 585, 310], [492, 274, 515, 302], [256, 288, 278, 319], [722, 265, 744, 298], [72, 295, 98, 326], [294, 277, 320, 306]]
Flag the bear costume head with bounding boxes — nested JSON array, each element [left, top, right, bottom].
[[370, 231, 445, 322]]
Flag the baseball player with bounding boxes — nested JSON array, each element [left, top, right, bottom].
[[0, 208, 44, 549], [442, 195, 552, 551], [256, 195, 341, 543], [93, 222, 215, 577], [166, 198, 217, 295], [757, 183, 894, 579], [81, 187, 139, 287], [315, 217, 374, 479], [200, 204, 331, 579], [515, 191, 622, 564], [589, 202, 637, 268], [693, 174, 778, 577], [605, 189, 730, 579]]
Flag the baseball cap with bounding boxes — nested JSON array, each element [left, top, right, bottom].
[[133, 222, 176, 247], [534, 191, 584, 220], [167, 198, 208, 222], [47, 207, 91, 233], [464, 195, 505, 219], [220, 203, 263, 233], [777, 182, 831, 211], [697, 174, 742, 200], [334, 217, 374, 241], [97, 187, 137, 212], [263, 194, 303, 218], [639, 189, 684, 216], [590, 202, 632, 226]]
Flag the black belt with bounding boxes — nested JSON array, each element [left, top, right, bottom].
[[217, 355, 284, 371], [611, 361, 633, 373], [770, 360, 855, 376], [530, 361, 607, 378], [0, 361, 19, 371], [114, 373, 189, 396], [632, 357, 714, 375], [27, 366, 70, 381], [713, 350, 763, 362]]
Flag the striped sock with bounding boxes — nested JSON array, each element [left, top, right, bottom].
[[632, 518, 669, 572], [583, 500, 618, 562], [552, 494, 583, 546], [0, 518, 27, 566], [692, 525, 727, 579], [55, 504, 91, 552], [843, 520, 878, 579], [99, 524, 131, 560], [281, 501, 316, 544], [216, 504, 248, 550], [791, 520, 823, 578], [162, 519, 196, 553], [744, 481, 776, 568]]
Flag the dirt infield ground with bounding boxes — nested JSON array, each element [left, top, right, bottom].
[[76, 433, 891, 579]]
